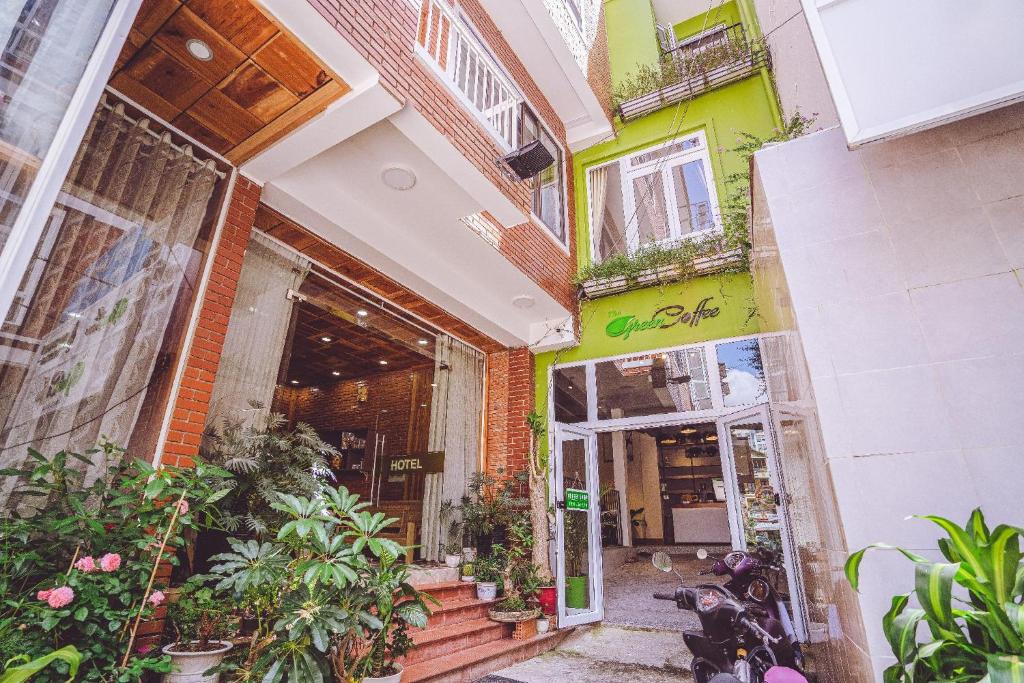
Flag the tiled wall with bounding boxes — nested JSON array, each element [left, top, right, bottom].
[[752, 102, 1024, 680]]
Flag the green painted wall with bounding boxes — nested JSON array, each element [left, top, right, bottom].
[[674, 0, 742, 41], [604, 0, 661, 90]]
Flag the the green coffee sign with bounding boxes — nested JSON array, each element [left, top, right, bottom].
[[605, 297, 721, 341], [565, 488, 590, 511]]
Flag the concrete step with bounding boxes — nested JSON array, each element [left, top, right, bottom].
[[417, 580, 479, 605], [403, 617, 512, 665], [426, 596, 498, 628], [403, 628, 573, 683]]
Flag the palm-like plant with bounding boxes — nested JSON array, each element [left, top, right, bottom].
[[845, 508, 1024, 682], [202, 404, 340, 536]]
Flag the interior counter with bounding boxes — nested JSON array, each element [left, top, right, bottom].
[[671, 502, 731, 544]]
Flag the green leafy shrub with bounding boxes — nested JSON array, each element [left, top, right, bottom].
[[166, 580, 233, 651], [845, 508, 1024, 682], [0, 446, 233, 681]]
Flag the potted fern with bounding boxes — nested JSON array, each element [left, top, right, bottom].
[[846, 508, 1024, 681]]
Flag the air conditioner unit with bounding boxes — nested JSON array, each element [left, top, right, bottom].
[[500, 138, 555, 181]]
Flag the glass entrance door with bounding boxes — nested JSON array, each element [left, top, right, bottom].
[[718, 404, 807, 640], [554, 424, 603, 627]]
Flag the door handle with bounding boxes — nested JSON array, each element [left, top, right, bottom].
[[556, 500, 566, 510]]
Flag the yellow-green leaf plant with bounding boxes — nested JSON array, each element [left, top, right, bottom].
[[845, 509, 1024, 682]]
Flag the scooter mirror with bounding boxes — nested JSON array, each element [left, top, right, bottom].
[[651, 551, 673, 572], [696, 548, 709, 560]]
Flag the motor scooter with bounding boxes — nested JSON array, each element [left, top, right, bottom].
[[651, 551, 808, 683]]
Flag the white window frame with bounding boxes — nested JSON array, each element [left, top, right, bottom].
[[0, 0, 142, 333], [587, 131, 721, 262], [521, 104, 570, 250]]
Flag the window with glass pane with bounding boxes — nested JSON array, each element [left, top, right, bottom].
[[0, 1, 117, 255], [0, 97, 227, 504], [520, 106, 565, 242], [553, 365, 587, 423], [671, 159, 715, 234], [717, 339, 767, 407], [562, 437, 592, 613], [588, 162, 628, 262], [633, 171, 670, 245], [595, 349, 712, 420]]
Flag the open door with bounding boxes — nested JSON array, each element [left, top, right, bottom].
[[717, 404, 808, 641], [553, 424, 603, 627]]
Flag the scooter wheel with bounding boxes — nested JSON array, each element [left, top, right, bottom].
[[692, 657, 720, 683]]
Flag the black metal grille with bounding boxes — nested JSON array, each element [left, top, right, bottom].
[[618, 23, 770, 121]]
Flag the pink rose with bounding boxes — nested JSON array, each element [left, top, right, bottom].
[[137, 643, 154, 655], [36, 589, 52, 601], [148, 591, 165, 606], [99, 553, 122, 572], [74, 556, 97, 573], [47, 586, 74, 608], [175, 499, 189, 515]]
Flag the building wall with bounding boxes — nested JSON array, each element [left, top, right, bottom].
[[486, 347, 534, 484], [305, 0, 577, 311], [751, 102, 1024, 679]]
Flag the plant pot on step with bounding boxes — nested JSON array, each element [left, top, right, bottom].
[[537, 616, 550, 634], [443, 554, 461, 568], [536, 585, 556, 615], [476, 581, 498, 600], [461, 575, 475, 582], [361, 662, 404, 683], [162, 641, 232, 683], [565, 576, 588, 609], [488, 607, 541, 623]]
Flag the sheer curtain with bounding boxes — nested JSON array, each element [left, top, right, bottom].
[[589, 165, 608, 259], [420, 335, 485, 562], [0, 98, 221, 497], [205, 232, 309, 430]]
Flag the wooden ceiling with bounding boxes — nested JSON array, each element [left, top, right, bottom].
[[254, 205, 504, 353], [111, 0, 350, 162], [283, 298, 435, 386]]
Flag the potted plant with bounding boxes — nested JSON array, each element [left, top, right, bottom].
[[488, 522, 541, 623], [162, 581, 233, 682], [205, 485, 435, 682], [460, 562, 475, 582], [473, 555, 501, 601], [525, 414, 555, 613], [439, 500, 464, 568], [563, 510, 589, 610], [536, 615, 550, 634]]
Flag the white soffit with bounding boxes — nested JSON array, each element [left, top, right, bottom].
[[801, 0, 1024, 146]]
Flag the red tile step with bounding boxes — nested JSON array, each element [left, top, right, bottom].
[[425, 596, 499, 629], [417, 580, 479, 605], [404, 617, 512, 665], [402, 628, 573, 683]]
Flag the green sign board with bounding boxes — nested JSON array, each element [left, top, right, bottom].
[[387, 451, 445, 474], [565, 488, 590, 511], [604, 296, 721, 341]]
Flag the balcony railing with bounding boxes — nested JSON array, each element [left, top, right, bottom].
[[618, 23, 768, 121], [416, 0, 521, 150]]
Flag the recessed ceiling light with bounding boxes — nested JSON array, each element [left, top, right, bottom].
[[705, 435, 718, 442], [356, 309, 369, 317], [430, 383, 437, 387], [321, 336, 332, 343], [380, 165, 417, 191], [420, 403, 428, 407], [660, 438, 677, 445], [511, 294, 535, 309], [186, 38, 214, 62], [332, 371, 341, 377], [379, 360, 389, 365], [681, 427, 698, 435], [290, 379, 300, 385], [417, 339, 429, 346]]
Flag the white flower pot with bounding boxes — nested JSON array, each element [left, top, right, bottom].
[[444, 554, 461, 568], [537, 618, 550, 634], [162, 641, 232, 683], [476, 582, 498, 601], [461, 575, 475, 582], [363, 662, 404, 683]]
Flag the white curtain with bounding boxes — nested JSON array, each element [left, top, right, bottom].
[[589, 165, 609, 258], [205, 232, 309, 430], [420, 335, 485, 562], [0, 99, 221, 498]]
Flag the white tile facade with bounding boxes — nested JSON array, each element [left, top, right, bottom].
[[751, 101, 1024, 679]]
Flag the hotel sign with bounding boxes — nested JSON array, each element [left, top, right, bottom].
[[387, 451, 445, 474], [605, 297, 721, 341]]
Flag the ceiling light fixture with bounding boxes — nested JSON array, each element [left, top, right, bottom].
[[660, 438, 678, 445], [332, 371, 341, 377], [321, 336, 332, 343], [511, 294, 535, 309], [705, 435, 718, 442], [356, 309, 369, 317], [379, 360, 389, 366], [680, 427, 698, 435], [290, 379, 300, 385], [185, 38, 214, 62], [417, 339, 429, 346], [380, 165, 417, 191]]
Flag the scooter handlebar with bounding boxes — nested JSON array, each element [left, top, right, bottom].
[[740, 616, 782, 644], [653, 592, 676, 601]]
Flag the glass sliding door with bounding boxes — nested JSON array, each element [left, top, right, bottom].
[[554, 424, 603, 626], [718, 404, 807, 640]]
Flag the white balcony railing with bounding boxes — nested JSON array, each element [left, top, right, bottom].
[[416, 0, 521, 150]]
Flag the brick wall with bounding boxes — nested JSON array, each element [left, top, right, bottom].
[[160, 176, 261, 468], [485, 347, 534, 485], [305, 0, 577, 311], [587, 6, 614, 120]]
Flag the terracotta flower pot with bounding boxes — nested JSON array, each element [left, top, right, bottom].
[[162, 641, 232, 683]]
